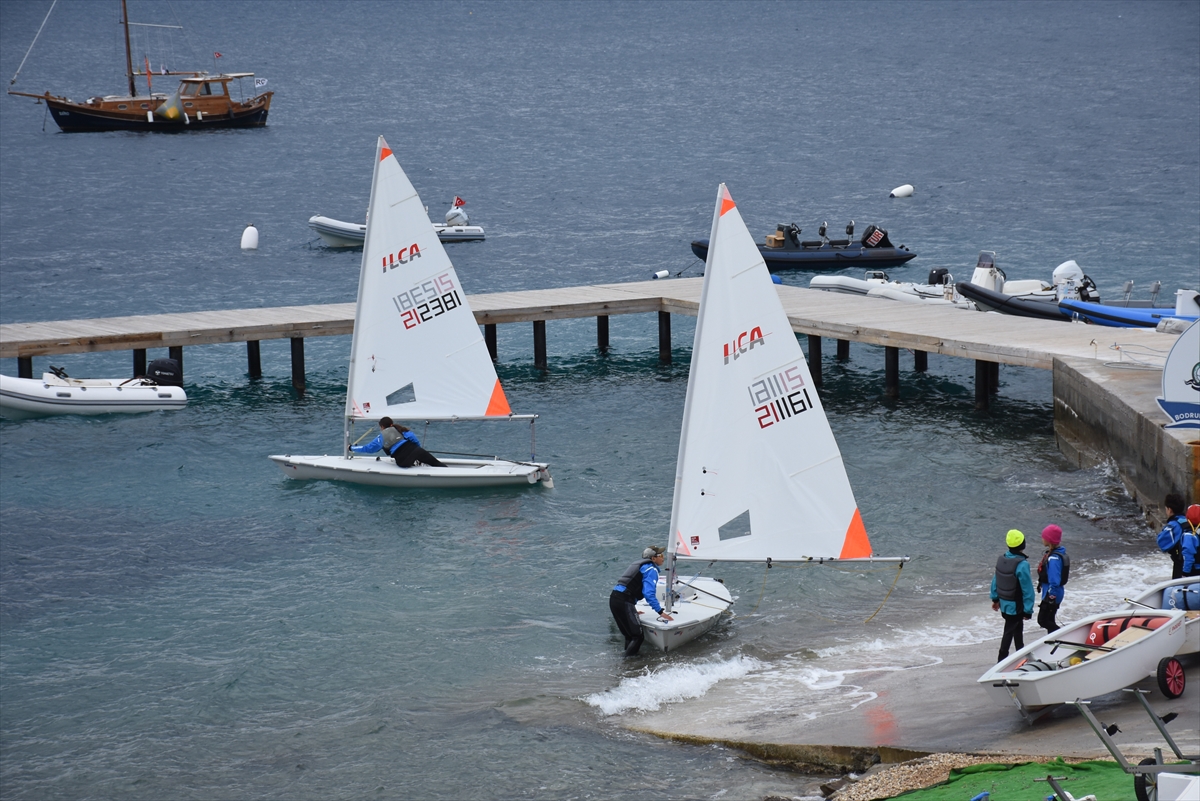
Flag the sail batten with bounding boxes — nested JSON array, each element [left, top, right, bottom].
[[344, 137, 508, 422], [667, 184, 873, 565]]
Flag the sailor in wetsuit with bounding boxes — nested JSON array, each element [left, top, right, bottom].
[[609, 545, 673, 657], [350, 416, 447, 468]]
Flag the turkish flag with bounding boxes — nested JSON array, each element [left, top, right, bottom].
[[453, 196, 465, 207]]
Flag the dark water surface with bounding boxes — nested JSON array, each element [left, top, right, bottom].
[[2, 2, 1197, 799]]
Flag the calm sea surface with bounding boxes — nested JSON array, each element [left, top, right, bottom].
[[1, 2, 1197, 799]]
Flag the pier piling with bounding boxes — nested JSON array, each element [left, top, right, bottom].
[[533, 321, 547, 369], [807, 335, 822, 388], [247, 341, 262, 379], [484, 324, 497, 361], [290, 338, 305, 393], [658, 311, 671, 364], [597, 315, 609, 353], [18, 356, 32, 378], [914, 350, 928, 372], [885, 347, 900, 399], [133, 349, 146, 377], [169, 347, 183, 381], [837, 339, 850, 361]]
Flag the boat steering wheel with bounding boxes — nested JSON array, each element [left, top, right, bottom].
[[48, 365, 69, 379]]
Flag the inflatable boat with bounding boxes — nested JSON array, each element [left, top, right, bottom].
[[0, 366, 187, 418], [691, 220, 916, 271], [1059, 292, 1199, 328], [309, 199, 485, 248]]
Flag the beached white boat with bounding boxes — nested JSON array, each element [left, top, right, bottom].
[[309, 202, 485, 248], [271, 138, 550, 489], [977, 609, 1187, 716], [0, 369, 186, 418], [636, 185, 905, 652], [1122, 578, 1200, 655]]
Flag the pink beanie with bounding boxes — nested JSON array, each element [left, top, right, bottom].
[[1041, 525, 1063, 545]]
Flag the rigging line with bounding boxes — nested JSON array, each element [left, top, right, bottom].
[[9, 0, 58, 87], [862, 562, 904, 624]]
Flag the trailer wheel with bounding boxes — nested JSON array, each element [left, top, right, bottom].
[[1134, 757, 1158, 801], [1157, 656, 1185, 699]]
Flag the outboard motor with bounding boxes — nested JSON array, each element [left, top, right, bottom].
[[968, 251, 1003, 291], [1051, 259, 1100, 302], [146, 358, 182, 386], [927, 267, 950, 286], [860, 225, 894, 249], [445, 205, 469, 226]]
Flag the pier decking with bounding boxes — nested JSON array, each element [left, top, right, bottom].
[[1, 278, 1194, 511], [0, 278, 1171, 370]]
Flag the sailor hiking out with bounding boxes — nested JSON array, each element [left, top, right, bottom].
[[990, 529, 1035, 663], [350, 417, 447, 468], [609, 546, 673, 657]]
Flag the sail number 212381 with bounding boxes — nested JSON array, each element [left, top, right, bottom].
[[392, 272, 461, 330]]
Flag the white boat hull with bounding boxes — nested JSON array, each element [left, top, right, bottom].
[[637, 575, 733, 652], [0, 373, 187, 417], [267, 453, 550, 489], [976, 609, 1186, 709], [1122, 577, 1200, 655], [308, 215, 484, 247]]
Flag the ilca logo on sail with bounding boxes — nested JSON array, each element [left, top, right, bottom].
[[382, 242, 422, 272]]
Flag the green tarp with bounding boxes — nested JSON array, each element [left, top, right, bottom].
[[891, 758, 1135, 801]]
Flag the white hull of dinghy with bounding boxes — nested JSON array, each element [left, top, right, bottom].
[[309, 215, 485, 247], [637, 576, 733, 652], [0, 373, 187, 417], [1122, 577, 1200, 655], [267, 453, 550, 489], [977, 609, 1186, 709]]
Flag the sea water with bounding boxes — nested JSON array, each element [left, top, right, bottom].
[[1, 2, 1197, 799]]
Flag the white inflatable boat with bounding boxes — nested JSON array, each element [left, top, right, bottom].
[[0, 371, 187, 418], [309, 199, 485, 247]]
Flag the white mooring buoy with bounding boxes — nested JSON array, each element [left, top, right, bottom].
[[240, 224, 259, 250], [890, 184, 914, 198]]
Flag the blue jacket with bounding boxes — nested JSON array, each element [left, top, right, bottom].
[[991, 552, 1035, 616], [1183, 526, 1200, 575], [1038, 547, 1068, 603], [1158, 515, 1186, 553], [612, 563, 664, 614], [351, 429, 419, 455]]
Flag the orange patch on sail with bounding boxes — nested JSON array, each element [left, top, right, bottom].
[[674, 529, 692, 556], [838, 508, 873, 559], [380, 146, 393, 161], [719, 186, 736, 217], [484, 379, 512, 416]]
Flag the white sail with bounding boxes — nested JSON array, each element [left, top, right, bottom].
[[667, 185, 872, 563], [344, 137, 510, 421]]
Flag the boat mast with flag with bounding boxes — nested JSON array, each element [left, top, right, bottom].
[[8, 0, 272, 132], [269, 137, 551, 489], [636, 184, 908, 652]]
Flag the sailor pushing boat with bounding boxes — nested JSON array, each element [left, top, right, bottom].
[[609, 546, 673, 657]]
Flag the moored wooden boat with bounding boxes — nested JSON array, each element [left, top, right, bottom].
[[8, 0, 271, 133]]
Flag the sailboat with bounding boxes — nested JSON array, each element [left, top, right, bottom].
[[269, 137, 551, 489], [8, 0, 271, 132], [636, 185, 905, 652]]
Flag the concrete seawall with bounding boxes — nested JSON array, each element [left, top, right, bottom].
[[1054, 356, 1200, 527]]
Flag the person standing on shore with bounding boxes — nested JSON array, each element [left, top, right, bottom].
[[991, 529, 1034, 663], [1157, 494, 1189, 580], [1035, 525, 1069, 634], [609, 545, 673, 657], [1182, 504, 1200, 577]]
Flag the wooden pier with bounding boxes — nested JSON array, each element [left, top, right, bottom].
[[2, 278, 1194, 508], [0, 278, 1170, 402]]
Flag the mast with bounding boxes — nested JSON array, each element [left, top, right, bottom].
[[121, 0, 135, 96], [664, 184, 727, 615]]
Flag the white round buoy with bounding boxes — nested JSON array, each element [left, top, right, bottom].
[[890, 184, 914, 198], [652, 270, 669, 279], [240, 224, 259, 250]]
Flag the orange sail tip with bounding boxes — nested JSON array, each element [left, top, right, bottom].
[[484, 379, 512, 416], [380, 146, 393, 161], [719, 186, 736, 217], [674, 529, 692, 556], [838, 508, 873, 559]]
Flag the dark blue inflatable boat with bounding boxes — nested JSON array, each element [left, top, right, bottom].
[[691, 221, 916, 271]]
